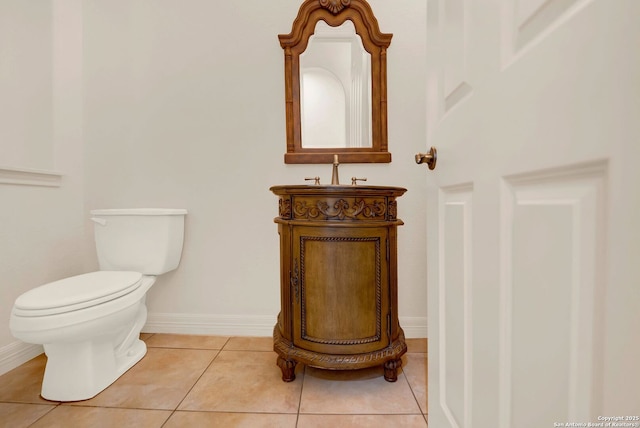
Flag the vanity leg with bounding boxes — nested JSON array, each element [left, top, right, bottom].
[[277, 356, 297, 382], [383, 359, 402, 382]]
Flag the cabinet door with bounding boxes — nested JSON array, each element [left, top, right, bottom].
[[291, 225, 390, 355]]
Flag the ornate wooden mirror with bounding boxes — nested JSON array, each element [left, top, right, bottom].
[[279, 0, 392, 164]]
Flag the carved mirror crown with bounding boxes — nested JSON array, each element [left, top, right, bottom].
[[279, 0, 392, 164]]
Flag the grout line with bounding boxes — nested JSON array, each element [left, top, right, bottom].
[[294, 365, 306, 427], [160, 409, 299, 415], [163, 343, 226, 425], [402, 358, 424, 417], [159, 410, 173, 428], [146, 346, 228, 351], [25, 404, 59, 428]]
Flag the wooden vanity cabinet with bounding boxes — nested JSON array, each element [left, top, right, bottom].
[[270, 185, 407, 382]]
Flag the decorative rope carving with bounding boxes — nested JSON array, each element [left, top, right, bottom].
[[319, 0, 351, 14], [274, 327, 407, 369]]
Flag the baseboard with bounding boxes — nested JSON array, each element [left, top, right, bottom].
[[0, 341, 44, 376], [143, 313, 277, 337], [143, 313, 428, 339], [399, 316, 428, 338]]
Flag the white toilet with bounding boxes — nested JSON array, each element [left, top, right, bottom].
[[9, 208, 187, 402]]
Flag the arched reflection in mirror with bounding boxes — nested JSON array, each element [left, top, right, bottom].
[[301, 68, 346, 147], [300, 20, 372, 149]]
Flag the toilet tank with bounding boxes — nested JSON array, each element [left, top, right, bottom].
[[90, 208, 187, 275]]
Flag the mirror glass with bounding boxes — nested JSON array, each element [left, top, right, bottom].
[[300, 20, 372, 149]]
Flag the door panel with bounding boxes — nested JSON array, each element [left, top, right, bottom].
[[440, 186, 473, 427], [499, 162, 607, 426]]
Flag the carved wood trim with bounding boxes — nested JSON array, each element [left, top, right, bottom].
[[279, 197, 400, 221], [388, 199, 398, 220], [279, 0, 392, 164], [293, 197, 387, 220], [278, 196, 292, 219], [273, 186, 405, 223], [274, 326, 407, 370], [319, 0, 351, 14]]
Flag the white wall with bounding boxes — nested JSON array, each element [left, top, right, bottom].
[[0, 0, 86, 374], [82, 0, 428, 336], [0, 0, 428, 374], [0, 2, 52, 170]]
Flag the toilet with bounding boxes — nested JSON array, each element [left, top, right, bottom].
[[9, 208, 187, 402]]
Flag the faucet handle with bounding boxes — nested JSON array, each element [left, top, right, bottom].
[[305, 176, 321, 185], [351, 177, 367, 186]]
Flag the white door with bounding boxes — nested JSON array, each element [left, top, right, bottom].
[[421, 1, 640, 427]]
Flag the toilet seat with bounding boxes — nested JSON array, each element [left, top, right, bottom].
[[13, 271, 143, 317]]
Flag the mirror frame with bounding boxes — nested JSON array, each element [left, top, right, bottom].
[[279, 0, 392, 164]]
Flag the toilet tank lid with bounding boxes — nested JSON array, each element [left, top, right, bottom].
[[90, 208, 187, 216]]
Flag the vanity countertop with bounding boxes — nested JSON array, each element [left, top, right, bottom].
[[270, 184, 407, 196]]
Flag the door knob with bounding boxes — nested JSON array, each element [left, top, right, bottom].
[[415, 147, 437, 170]]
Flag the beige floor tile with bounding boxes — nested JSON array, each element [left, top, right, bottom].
[[140, 333, 154, 341], [145, 333, 229, 350], [300, 366, 421, 415], [0, 335, 429, 423], [0, 403, 56, 428], [297, 414, 428, 427], [179, 350, 303, 414], [68, 348, 216, 410], [164, 411, 298, 427], [403, 353, 428, 414], [406, 338, 428, 353], [222, 336, 273, 351], [30, 406, 171, 428], [0, 355, 53, 404]]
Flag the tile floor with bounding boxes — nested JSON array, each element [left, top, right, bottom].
[[0, 334, 428, 427]]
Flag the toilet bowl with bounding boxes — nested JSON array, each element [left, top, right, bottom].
[[9, 209, 187, 402]]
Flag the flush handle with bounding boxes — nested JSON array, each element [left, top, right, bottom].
[[415, 147, 437, 170], [91, 217, 107, 226]]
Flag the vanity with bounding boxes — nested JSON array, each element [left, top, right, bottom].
[[271, 183, 407, 382]]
